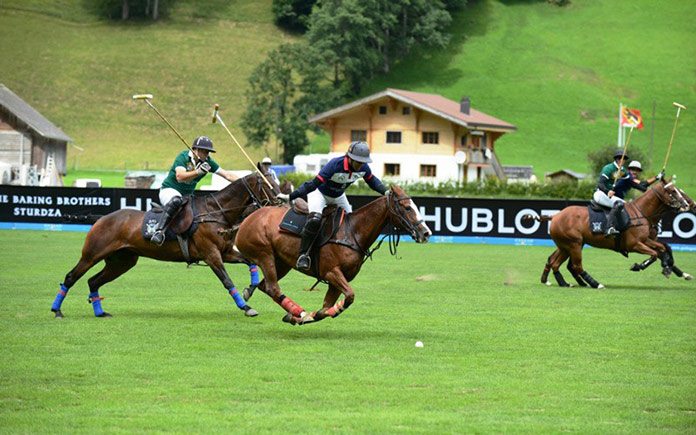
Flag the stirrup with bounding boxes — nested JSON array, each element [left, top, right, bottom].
[[296, 254, 311, 270], [150, 231, 165, 246], [605, 227, 619, 237]]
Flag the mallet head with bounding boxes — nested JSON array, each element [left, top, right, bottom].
[[673, 102, 687, 110], [212, 104, 220, 124], [132, 94, 154, 100]]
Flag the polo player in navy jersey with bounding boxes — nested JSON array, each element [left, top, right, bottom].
[[276, 141, 388, 271]]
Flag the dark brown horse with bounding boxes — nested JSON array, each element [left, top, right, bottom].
[[530, 180, 694, 288], [51, 171, 279, 318], [233, 185, 432, 325]]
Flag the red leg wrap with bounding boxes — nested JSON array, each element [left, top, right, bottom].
[[325, 300, 345, 318], [280, 296, 304, 317]]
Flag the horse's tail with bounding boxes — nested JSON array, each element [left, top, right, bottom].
[[521, 214, 552, 223], [63, 214, 103, 224]]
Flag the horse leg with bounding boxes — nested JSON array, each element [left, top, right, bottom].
[[308, 268, 355, 323], [85, 250, 140, 317], [204, 251, 258, 317], [550, 249, 571, 287], [567, 259, 588, 287], [630, 256, 657, 272], [541, 250, 558, 285], [566, 245, 604, 289], [52, 256, 99, 318], [643, 239, 672, 278], [242, 264, 261, 301]]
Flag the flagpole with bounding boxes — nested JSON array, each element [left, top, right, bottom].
[[618, 103, 623, 147]]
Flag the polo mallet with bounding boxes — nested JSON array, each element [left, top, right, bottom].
[[211, 104, 275, 190], [613, 126, 635, 185], [132, 93, 201, 162], [661, 102, 687, 172]]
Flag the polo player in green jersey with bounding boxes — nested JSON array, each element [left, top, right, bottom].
[[151, 136, 238, 245]]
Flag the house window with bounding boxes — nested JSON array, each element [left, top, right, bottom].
[[420, 164, 437, 177], [351, 130, 367, 142], [422, 132, 439, 144], [379, 105, 387, 115], [460, 134, 468, 147], [384, 163, 401, 176], [386, 131, 402, 144], [402, 107, 411, 115]]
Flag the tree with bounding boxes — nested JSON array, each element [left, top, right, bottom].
[[272, 0, 317, 32], [306, 0, 453, 95], [241, 43, 334, 164]]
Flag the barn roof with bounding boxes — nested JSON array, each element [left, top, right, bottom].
[[0, 84, 72, 142], [309, 88, 516, 132]]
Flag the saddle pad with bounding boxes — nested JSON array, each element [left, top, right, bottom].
[[587, 206, 607, 234], [142, 209, 179, 242], [279, 208, 306, 235], [587, 205, 630, 234]]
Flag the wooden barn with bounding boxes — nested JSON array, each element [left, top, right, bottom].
[[0, 84, 72, 183]]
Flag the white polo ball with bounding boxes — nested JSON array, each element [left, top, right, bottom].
[[415, 341, 424, 348]]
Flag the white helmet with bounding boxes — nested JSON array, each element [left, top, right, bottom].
[[261, 157, 272, 165], [628, 160, 642, 171]]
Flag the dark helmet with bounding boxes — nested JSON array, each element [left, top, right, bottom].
[[192, 136, 215, 153], [613, 149, 628, 160], [347, 141, 372, 163]]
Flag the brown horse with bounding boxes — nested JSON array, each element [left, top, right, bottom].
[[233, 185, 432, 325], [51, 171, 279, 318], [530, 180, 694, 288]]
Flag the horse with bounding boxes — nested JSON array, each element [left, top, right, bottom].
[[51, 171, 280, 318], [528, 179, 694, 289], [233, 185, 432, 325]]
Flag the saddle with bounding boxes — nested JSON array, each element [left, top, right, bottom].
[[587, 201, 630, 235], [142, 199, 199, 260], [279, 204, 347, 274]]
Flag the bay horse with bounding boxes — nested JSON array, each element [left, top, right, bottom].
[[530, 179, 694, 289], [51, 171, 279, 318], [233, 185, 432, 325]]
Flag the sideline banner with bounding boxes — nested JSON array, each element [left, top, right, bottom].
[[0, 186, 694, 245]]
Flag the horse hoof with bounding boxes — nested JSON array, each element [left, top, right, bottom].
[[662, 268, 672, 278], [684, 273, 693, 281], [243, 285, 256, 301], [97, 312, 112, 318], [53, 310, 63, 319], [630, 263, 641, 272], [244, 307, 258, 317]]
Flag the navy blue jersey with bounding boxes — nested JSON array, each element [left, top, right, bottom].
[[613, 173, 648, 199], [290, 155, 386, 200]]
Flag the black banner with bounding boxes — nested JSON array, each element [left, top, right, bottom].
[[0, 186, 694, 245]]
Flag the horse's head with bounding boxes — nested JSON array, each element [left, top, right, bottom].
[[279, 179, 294, 194], [655, 179, 692, 212], [386, 185, 432, 243], [244, 168, 280, 206]]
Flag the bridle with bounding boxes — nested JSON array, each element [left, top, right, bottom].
[[195, 173, 279, 225], [386, 191, 424, 240]]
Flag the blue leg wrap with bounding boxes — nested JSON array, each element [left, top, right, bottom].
[[249, 265, 260, 286], [51, 283, 69, 311], [89, 291, 105, 317], [228, 287, 246, 309]]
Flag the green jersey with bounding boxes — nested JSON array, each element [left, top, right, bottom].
[[161, 150, 220, 195], [597, 162, 627, 193]]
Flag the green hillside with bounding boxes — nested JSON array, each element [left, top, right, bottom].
[[1, 0, 695, 189]]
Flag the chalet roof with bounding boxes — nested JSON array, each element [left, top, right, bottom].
[[545, 169, 587, 179], [309, 88, 516, 132], [0, 84, 72, 142]]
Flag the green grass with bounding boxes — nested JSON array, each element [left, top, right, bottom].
[[1, 0, 695, 192], [1, 230, 695, 432]]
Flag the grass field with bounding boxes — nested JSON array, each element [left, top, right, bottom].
[[1, 0, 694, 189], [1, 230, 695, 432]]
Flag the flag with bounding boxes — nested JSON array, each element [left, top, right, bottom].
[[620, 106, 644, 129]]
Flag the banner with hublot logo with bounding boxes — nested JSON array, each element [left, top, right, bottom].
[[1, 186, 694, 247]]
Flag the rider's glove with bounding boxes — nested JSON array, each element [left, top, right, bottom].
[[276, 193, 290, 203], [196, 161, 212, 175], [656, 170, 665, 181]]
